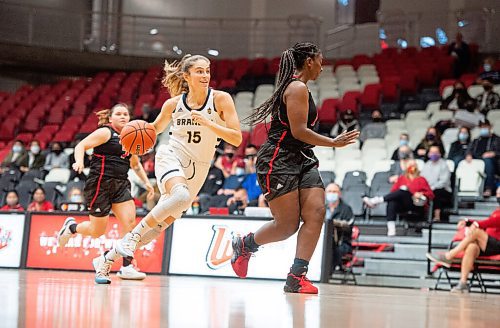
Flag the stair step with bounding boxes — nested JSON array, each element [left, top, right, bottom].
[[357, 244, 428, 260], [354, 258, 428, 277]]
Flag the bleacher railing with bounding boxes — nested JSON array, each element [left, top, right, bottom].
[[0, 1, 322, 59]]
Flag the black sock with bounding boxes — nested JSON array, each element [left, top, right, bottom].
[[69, 223, 77, 234], [291, 258, 309, 275], [123, 256, 132, 267], [243, 233, 260, 252]]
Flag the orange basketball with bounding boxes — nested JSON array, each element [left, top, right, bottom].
[[120, 120, 157, 156]]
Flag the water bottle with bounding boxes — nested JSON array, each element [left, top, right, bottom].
[[192, 201, 200, 215]]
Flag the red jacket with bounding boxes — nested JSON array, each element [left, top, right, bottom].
[[391, 175, 435, 201], [0, 204, 24, 211], [474, 209, 500, 240], [27, 201, 54, 212]]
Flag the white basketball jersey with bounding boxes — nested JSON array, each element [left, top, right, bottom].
[[167, 89, 224, 163]]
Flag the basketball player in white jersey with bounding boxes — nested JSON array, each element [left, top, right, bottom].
[[93, 54, 242, 283]]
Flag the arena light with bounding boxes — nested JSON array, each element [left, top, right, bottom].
[[379, 28, 387, 40], [149, 28, 158, 35], [397, 38, 408, 49], [436, 28, 448, 45], [457, 20, 469, 27], [420, 36, 436, 48], [207, 49, 219, 56]]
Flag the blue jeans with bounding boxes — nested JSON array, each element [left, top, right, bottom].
[[483, 158, 497, 191]]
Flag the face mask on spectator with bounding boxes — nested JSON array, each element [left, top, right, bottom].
[[325, 192, 339, 204], [428, 153, 441, 162], [398, 151, 411, 160], [407, 165, 417, 175], [12, 145, 22, 153], [458, 132, 469, 142], [483, 64, 492, 72], [31, 145, 40, 154], [399, 139, 409, 146], [479, 128, 490, 137], [52, 148, 62, 155], [483, 84, 493, 92], [224, 152, 234, 159], [426, 133, 436, 141], [70, 194, 82, 203]]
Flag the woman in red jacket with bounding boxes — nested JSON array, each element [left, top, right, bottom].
[[0, 190, 24, 211], [27, 187, 54, 212], [363, 159, 434, 236]]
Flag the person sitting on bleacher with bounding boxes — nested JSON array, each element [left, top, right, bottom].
[[414, 127, 446, 161], [18, 140, 45, 173], [197, 153, 225, 213], [477, 56, 500, 85], [390, 133, 412, 161], [359, 110, 386, 142], [363, 160, 434, 236], [219, 142, 240, 178], [466, 119, 499, 197], [325, 183, 354, 271], [0, 190, 24, 212], [475, 78, 500, 116], [240, 144, 262, 204], [43, 142, 69, 171], [389, 145, 413, 183], [330, 109, 360, 137], [440, 81, 476, 112], [226, 187, 251, 215], [447, 126, 471, 168], [0, 140, 27, 174], [421, 146, 452, 222], [27, 187, 54, 212], [427, 187, 500, 293]]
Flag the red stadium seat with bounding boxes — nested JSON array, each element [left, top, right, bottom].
[[250, 123, 270, 148], [439, 79, 456, 96], [360, 83, 381, 110], [318, 98, 338, 128]]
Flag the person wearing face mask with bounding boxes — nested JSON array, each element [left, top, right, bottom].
[[226, 187, 250, 215], [44, 141, 69, 171], [197, 153, 225, 213], [477, 56, 500, 85], [19, 140, 46, 173], [330, 109, 360, 137], [324, 183, 354, 272], [448, 127, 471, 168], [363, 160, 434, 236], [27, 187, 54, 212], [475, 78, 500, 115], [440, 81, 475, 111], [359, 110, 386, 142], [220, 143, 238, 178], [0, 190, 24, 211], [390, 133, 411, 161], [0, 140, 27, 173], [466, 119, 499, 197], [414, 127, 445, 161], [421, 146, 452, 222], [388, 144, 414, 183], [241, 144, 262, 204]]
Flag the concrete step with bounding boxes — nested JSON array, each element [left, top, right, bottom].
[[354, 258, 428, 277], [422, 229, 456, 246], [358, 234, 426, 245], [332, 275, 436, 289], [357, 243, 428, 260], [475, 202, 498, 212], [456, 208, 491, 217]]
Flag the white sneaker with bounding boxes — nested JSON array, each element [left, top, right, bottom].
[[363, 196, 383, 208], [117, 265, 146, 280], [93, 255, 113, 284], [387, 221, 396, 237], [57, 217, 76, 247], [116, 232, 141, 258]]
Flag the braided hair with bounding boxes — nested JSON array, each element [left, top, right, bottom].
[[245, 42, 321, 125]]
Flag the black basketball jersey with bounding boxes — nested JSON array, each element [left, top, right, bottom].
[[89, 125, 131, 180], [266, 80, 318, 150]]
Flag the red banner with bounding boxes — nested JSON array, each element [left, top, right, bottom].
[[26, 214, 165, 273]]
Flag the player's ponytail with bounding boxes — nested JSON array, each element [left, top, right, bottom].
[[245, 42, 321, 126], [96, 104, 130, 127], [162, 54, 210, 97]]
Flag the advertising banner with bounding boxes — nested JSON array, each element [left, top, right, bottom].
[[168, 218, 324, 281], [0, 213, 26, 268], [26, 214, 165, 273]]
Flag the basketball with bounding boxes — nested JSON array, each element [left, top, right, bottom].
[[120, 120, 157, 155]]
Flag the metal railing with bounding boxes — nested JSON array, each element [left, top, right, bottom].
[[0, 1, 322, 59]]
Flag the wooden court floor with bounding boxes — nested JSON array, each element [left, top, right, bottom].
[[0, 269, 499, 328]]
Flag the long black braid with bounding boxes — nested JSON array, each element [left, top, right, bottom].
[[244, 42, 321, 126]]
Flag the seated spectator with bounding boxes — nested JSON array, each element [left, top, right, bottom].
[[359, 110, 386, 142], [198, 154, 225, 213], [447, 126, 471, 168], [241, 144, 262, 203], [226, 187, 250, 215], [389, 145, 414, 183], [448, 32, 470, 78], [137, 103, 160, 123], [219, 143, 239, 178], [466, 119, 499, 197], [19, 140, 46, 173], [440, 81, 475, 111], [427, 187, 500, 293], [414, 127, 445, 160], [475, 78, 500, 115], [68, 138, 91, 181], [0, 140, 27, 174], [0, 190, 24, 211], [330, 109, 360, 137], [421, 146, 452, 222], [67, 186, 84, 203], [477, 56, 500, 85], [27, 187, 54, 212], [390, 133, 411, 161], [44, 142, 69, 171], [363, 160, 434, 236], [325, 183, 354, 271]]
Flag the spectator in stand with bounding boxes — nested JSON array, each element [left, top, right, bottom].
[[390, 133, 411, 160], [240, 144, 262, 204], [448, 32, 471, 78], [68, 138, 91, 181], [0, 140, 27, 173], [466, 119, 499, 197], [414, 127, 445, 161], [44, 142, 69, 171], [27, 187, 54, 212], [363, 159, 434, 236], [19, 140, 45, 173], [447, 126, 471, 167], [330, 109, 360, 137], [359, 110, 386, 142], [67, 186, 84, 203], [325, 183, 354, 271], [219, 142, 239, 178], [427, 187, 500, 293], [0, 190, 24, 211], [475, 78, 500, 115], [421, 146, 452, 222], [477, 56, 500, 85], [441, 81, 476, 112], [389, 145, 414, 183], [198, 153, 225, 213], [226, 187, 250, 215], [137, 103, 160, 123]]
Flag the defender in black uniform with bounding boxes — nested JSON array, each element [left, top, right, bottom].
[[231, 42, 359, 293], [57, 104, 154, 282]]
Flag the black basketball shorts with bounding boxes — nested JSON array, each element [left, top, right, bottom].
[[481, 235, 500, 256], [84, 175, 133, 217], [256, 142, 324, 202]]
